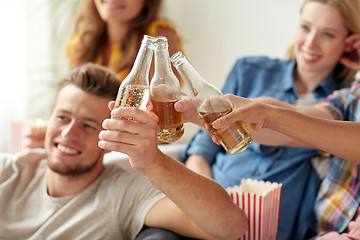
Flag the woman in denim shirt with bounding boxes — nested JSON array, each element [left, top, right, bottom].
[[181, 0, 360, 239], [200, 77, 360, 239]]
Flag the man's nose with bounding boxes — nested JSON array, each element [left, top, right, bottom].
[[61, 121, 80, 140]]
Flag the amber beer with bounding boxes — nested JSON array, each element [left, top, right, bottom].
[[150, 37, 183, 143], [199, 109, 252, 155], [152, 96, 184, 142], [115, 85, 150, 122], [116, 85, 150, 109], [171, 51, 252, 154]]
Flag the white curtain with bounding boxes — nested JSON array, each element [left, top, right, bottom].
[[0, 0, 80, 152], [25, 0, 81, 119], [0, 0, 27, 152]]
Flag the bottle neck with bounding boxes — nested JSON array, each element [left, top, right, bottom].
[[173, 56, 200, 97], [154, 47, 172, 75], [172, 52, 222, 99], [124, 41, 153, 86]]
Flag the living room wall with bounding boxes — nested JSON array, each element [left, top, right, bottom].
[[0, 0, 304, 152]]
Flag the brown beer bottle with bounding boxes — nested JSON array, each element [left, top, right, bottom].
[[150, 37, 184, 143], [171, 51, 252, 155], [115, 35, 155, 111]]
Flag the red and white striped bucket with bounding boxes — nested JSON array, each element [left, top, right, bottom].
[[227, 179, 282, 240], [10, 119, 47, 154]]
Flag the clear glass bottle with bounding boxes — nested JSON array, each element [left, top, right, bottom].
[[115, 35, 155, 113], [171, 51, 252, 155], [150, 36, 184, 142]]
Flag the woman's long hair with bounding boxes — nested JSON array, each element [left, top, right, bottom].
[[286, 0, 360, 83], [68, 0, 162, 75]]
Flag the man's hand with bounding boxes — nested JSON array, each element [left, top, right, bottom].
[[98, 101, 162, 174]]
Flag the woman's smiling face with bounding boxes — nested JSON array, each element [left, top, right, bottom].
[[294, 2, 349, 76], [94, 0, 145, 24]]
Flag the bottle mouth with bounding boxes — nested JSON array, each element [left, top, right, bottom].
[[142, 35, 157, 46], [154, 36, 167, 43], [170, 51, 185, 67], [153, 36, 168, 50]]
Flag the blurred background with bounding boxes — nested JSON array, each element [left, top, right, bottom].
[[0, 0, 304, 152]]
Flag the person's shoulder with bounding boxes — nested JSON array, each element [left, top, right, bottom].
[[18, 149, 47, 167], [65, 35, 80, 58], [147, 18, 184, 57], [146, 18, 181, 43], [147, 18, 176, 35], [1, 149, 47, 172]]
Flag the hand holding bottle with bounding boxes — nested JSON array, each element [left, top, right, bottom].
[[171, 51, 252, 155], [174, 95, 203, 126]]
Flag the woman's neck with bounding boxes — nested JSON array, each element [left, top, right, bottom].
[[100, 22, 130, 66], [293, 67, 331, 95], [106, 22, 130, 45]]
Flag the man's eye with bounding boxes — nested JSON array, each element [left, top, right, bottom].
[[84, 123, 96, 130], [323, 32, 334, 38], [58, 116, 67, 121]]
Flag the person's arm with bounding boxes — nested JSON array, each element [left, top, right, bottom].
[[184, 154, 213, 179], [23, 128, 46, 149], [245, 96, 334, 146], [174, 95, 222, 178], [211, 95, 360, 162], [98, 103, 248, 240], [143, 153, 246, 240], [174, 94, 316, 147]]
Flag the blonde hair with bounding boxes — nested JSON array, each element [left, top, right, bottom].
[[286, 0, 360, 83], [68, 0, 162, 75]]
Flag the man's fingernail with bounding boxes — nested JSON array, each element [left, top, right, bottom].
[[176, 102, 182, 110]]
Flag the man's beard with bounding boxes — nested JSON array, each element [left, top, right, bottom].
[[48, 150, 104, 176]]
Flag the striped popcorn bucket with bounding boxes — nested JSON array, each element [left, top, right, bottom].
[[227, 179, 282, 240], [10, 119, 47, 154]]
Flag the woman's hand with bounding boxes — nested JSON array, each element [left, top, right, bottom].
[[212, 94, 268, 131], [340, 34, 360, 71], [23, 127, 46, 149], [174, 95, 203, 126]]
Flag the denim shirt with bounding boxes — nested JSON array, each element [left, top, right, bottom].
[[181, 56, 340, 240]]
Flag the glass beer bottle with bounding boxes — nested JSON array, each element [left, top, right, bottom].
[[170, 51, 252, 155], [150, 36, 184, 142], [115, 35, 155, 113]]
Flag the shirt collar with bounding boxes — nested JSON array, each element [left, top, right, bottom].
[[314, 71, 339, 96], [280, 59, 297, 91], [281, 59, 339, 96]]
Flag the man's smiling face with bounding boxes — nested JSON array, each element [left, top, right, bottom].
[[45, 84, 111, 176]]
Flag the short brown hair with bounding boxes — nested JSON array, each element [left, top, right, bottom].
[[57, 63, 120, 100]]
